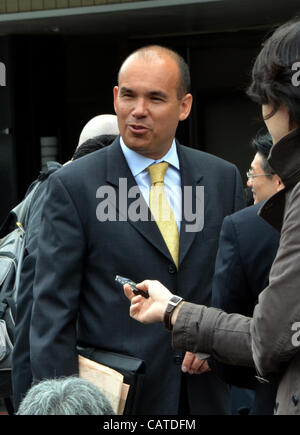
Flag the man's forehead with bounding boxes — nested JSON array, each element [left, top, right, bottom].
[[117, 52, 181, 97], [118, 71, 179, 98], [119, 51, 178, 79], [251, 153, 263, 169]]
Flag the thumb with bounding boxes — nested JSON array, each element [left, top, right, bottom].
[[123, 283, 134, 300], [136, 280, 151, 291]]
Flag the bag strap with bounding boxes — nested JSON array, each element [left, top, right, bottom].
[[11, 161, 61, 229], [11, 181, 41, 229]]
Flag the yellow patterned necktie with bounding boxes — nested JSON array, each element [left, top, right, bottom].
[[147, 162, 179, 268]]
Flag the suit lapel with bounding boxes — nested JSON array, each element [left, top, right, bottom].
[[177, 143, 204, 266], [105, 138, 173, 262]]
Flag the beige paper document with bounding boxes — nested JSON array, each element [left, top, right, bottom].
[[78, 355, 129, 414]]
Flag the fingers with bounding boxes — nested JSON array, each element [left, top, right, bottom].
[[182, 352, 211, 375], [198, 360, 210, 374], [136, 280, 173, 303], [129, 300, 142, 318], [181, 351, 195, 373], [125, 280, 172, 325], [124, 285, 143, 307], [123, 283, 134, 300], [129, 295, 145, 319]]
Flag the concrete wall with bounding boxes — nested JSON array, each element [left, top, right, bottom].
[[0, 0, 144, 13]]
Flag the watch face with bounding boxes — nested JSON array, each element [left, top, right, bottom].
[[171, 296, 181, 304]]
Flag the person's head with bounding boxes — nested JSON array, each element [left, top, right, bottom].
[[247, 18, 300, 143], [113, 45, 193, 159], [16, 376, 115, 415], [72, 134, 117, 160], [77, 114, 119, 147], [247, 132, 284, 203]]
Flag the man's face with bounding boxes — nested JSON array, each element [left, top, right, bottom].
[[247, 152, 281, 204], [113, 54, 192, 159]]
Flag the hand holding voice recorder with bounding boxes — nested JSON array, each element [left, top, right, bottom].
[[115, 275, 149, 299]]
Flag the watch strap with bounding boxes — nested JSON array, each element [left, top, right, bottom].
[[163, 295, 184, 330]]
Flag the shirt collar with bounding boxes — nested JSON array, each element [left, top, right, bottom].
[[120, 137, 179, 176]]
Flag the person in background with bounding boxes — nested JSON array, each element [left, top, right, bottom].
[[16, 377, 114, 415], [12, 114, 118, 412], [124, 18, 300, 415], [77, 114, 119, 147]]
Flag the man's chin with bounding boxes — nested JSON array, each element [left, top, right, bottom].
[[123, 137, 150, 154]]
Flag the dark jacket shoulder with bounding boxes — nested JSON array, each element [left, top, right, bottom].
[[178, 143, 238, 170]]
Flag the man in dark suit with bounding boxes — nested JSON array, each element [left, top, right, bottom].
[[212, 133, 283, 414], [30, 45, 244, 414]]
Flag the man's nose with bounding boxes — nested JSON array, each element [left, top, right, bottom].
[[247, 178, 252, 187], [132, 98, 148, 117]]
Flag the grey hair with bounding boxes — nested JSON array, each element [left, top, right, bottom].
[[16, 377, 115, 415]]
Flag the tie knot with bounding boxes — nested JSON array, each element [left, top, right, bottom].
[[147, 162, 169, 185]]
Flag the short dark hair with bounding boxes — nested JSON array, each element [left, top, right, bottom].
[[16, 376, 115, 415], [118, 45, 191, 99], [251, 132, 275, 176], [247, 18, 300, 127], [72, 134, 117, 160]]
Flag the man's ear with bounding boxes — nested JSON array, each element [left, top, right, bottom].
[[179, 93, 193, 121], [113, 86, 119, 114], [276, 175, 285, 192]]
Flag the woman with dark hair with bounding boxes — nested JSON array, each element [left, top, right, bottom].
[[124, 18, 300, 415]]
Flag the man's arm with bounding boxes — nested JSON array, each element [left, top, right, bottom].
[[30, 173, 86, 382], [13, 180, 52, 409]]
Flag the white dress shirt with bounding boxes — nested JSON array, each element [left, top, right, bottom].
[[120, 137, 182, 231]]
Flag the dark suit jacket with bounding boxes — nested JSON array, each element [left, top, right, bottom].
[[12, 162, 62, 410], [30, 138, 244, 414], [211, 202, 280, 414]]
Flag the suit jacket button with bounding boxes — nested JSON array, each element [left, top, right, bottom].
[[292, 395, 299, 406], [168, 264, 176, 274]]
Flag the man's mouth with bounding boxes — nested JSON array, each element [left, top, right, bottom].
[[128, 124, 150, 135]]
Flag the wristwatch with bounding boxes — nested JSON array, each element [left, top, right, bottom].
[[163, 295, 184, 330]]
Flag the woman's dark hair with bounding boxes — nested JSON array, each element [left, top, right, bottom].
[[247, 18, 300, 127]]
